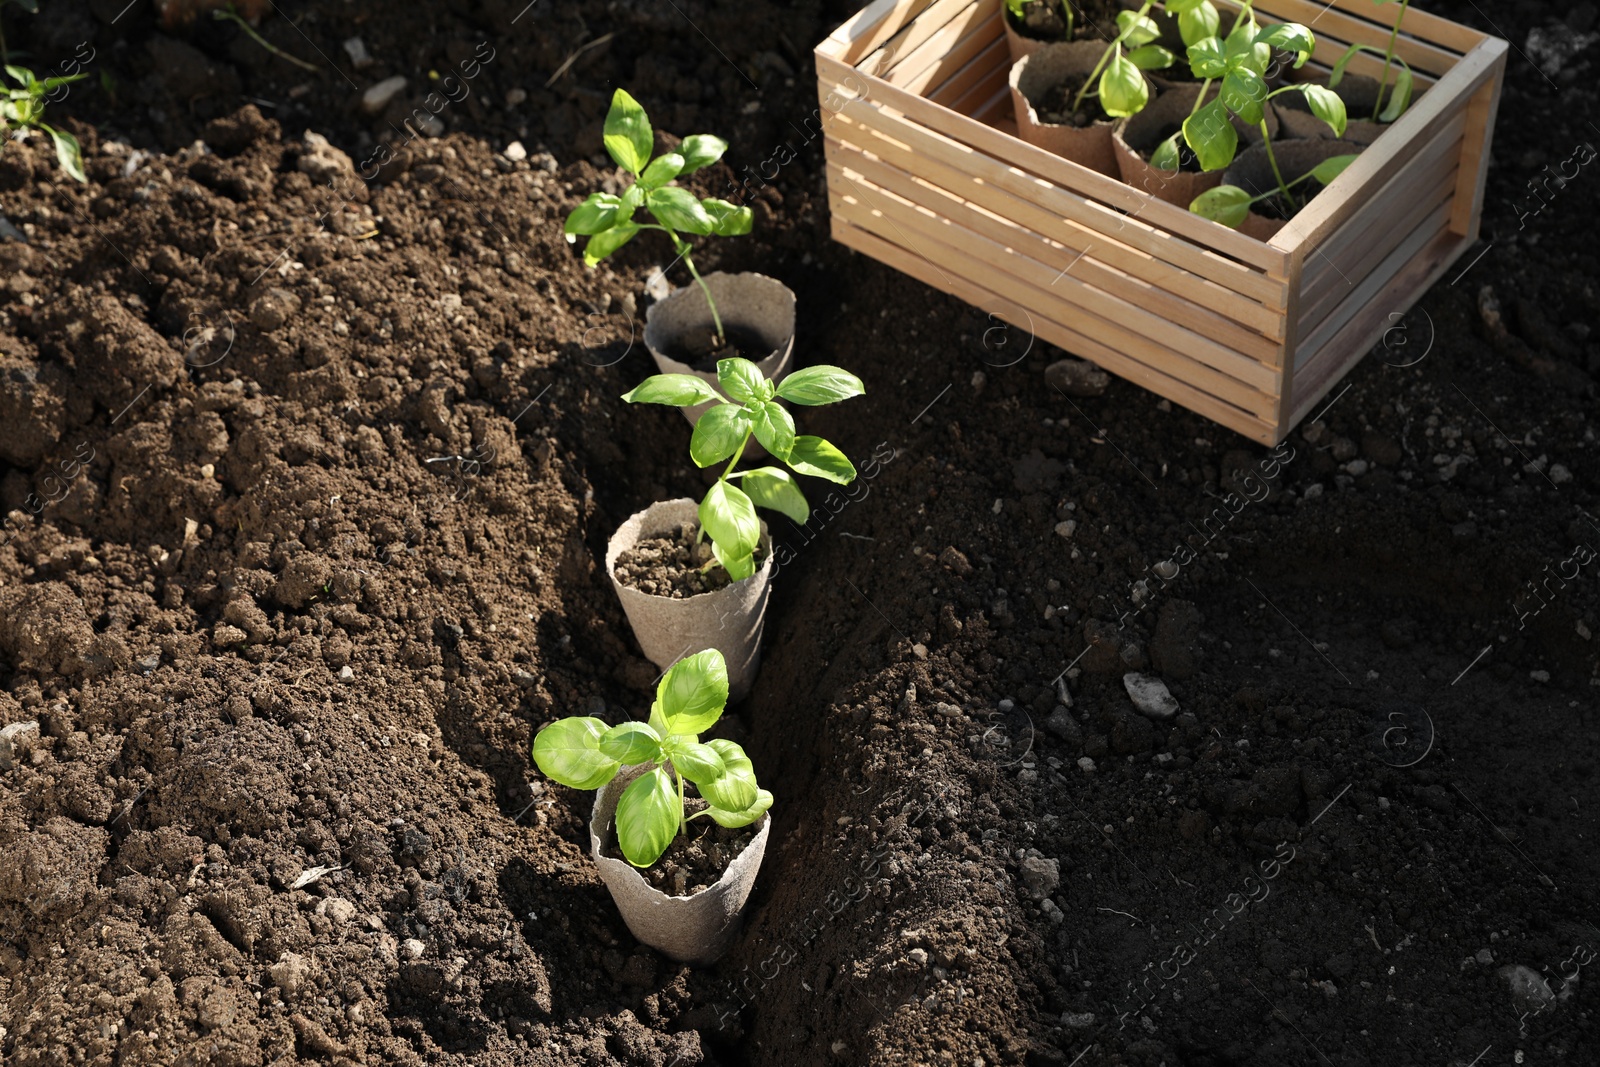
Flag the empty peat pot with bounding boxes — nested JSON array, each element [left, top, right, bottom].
[[607, 498, 773, 702], [643, 271, 795, 427], [589, 762, 771, 965]]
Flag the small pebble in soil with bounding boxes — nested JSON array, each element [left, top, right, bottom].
[[1077, 756, 1096, 773], [1123, 672, 1180, 720], [1045, 358, 1110, 398], [338, 666, 354, 683]]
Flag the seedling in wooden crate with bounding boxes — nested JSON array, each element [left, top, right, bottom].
[[622, 358, 863, 580], [1331, 0, 1416, 121], [566, 89, 753, 347], [1191, 152, 1360, 229], [1072, 3, 1174, 120]]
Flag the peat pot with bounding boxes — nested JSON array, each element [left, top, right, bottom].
[[607, 498, 773, 702], [1274, 72, 1391, 147], [1009, 40, 1125, 177], [1223, 138, 1369, 242], [643, 271, 796, 426], [590, 763, 771, 965]]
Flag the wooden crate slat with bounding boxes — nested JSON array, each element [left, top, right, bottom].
[[1295, 206, 1453, 362], [832, 218, 1281, 443], [1297, 111, 1465, 307], [882, 3, 1001, 93], [1450, 55, 1507, 237], [1267, 37, 1506, 254], [826, 0, 938, 65], [860, 0, 986, 77], [1298, 189, 1455, 357], [826, 145, 1284, 379], [826, 125, 1287, 353], [1253, 0, 1465, 74], [927, 32, 1007, 106], [1289, 228, 1475, 424], [821, 82, 1292, 304], [1299, 167, 1458, 344], [827, 179, 1282, 410], [1255, 0, 1488, 56], [817, 51, 1291, 275], [970, 80, 1011, 122]]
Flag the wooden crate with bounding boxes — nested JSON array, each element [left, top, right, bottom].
[[815, 0, 1508, 444]]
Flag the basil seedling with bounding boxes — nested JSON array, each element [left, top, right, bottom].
[[623, 359, 864, 581], [532, 649, 772, 868], [1, 65, 87, 183], [1151, 12, 1339, 178], [1189, 152, 1359, 229], [1069, 2, 1174, 120], [566, 89, 753, 346], [1329, 0, 1415, 122], [1005, 0, 1074, 41]]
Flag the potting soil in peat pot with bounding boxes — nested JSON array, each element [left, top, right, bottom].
[[1, 0, 1599, 1065]]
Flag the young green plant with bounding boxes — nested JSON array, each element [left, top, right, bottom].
[[212, 3, 319, 73], [2, 65, 87, 183], [1004, 0, 1074, 41], [1189, 151, 1359, 229], [532, 649, 771, 868], [566, 89, 752, 346], [1328, 0, 1414, 122], [1151, 15, 1337, 177], [623, 358, 864, 581], [1069, 2, 1173, 120]]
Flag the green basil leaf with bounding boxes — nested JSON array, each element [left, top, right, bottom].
[[1189, 184, 1254, 229], [1254, 22, 1315, 67], [615, 766, 679, 867], [647, 186, 715, 235], [1182, 98, 1239, 172], [1221, 67, 1267, 126], [670, 741, 726, 785], [774, 365, 866, 405], [532, 717, 620, 790], [1177, 1, 1220, 49], [600, 721, 663, 764], [786, 435, 856, 484], [1187, 38, 1229, 79], [739, 466, 810, 524], [711, 539, 757, 581], [1099, 53, 1149, 118], [678, 133, 729, 174], [749, 400, 795, 460], [1328, 42, 1368, 89], [702, 788, 773, 828], [1309, 153, 1360, 187], [603, 89, 653, 176], [657, 649, 730, 735], [690, 403, 752, 467], [647, 700, 670, 737], [48, 127, 86, 184], [565, 192, 623, 236], [1116, 10, 1161, 48], [702, 198, 754, 236], [622, 374, 725, 407], [717, 357, 765, 403], [700, 480, 761, 563], [1379, 62, 1413, 122], [1127, 45, 1176, 72], [639, 152, 684, 190], [1150, 132, 1183, 173], [581, 222, 639, 267], [699, 739, 759, 812], [1299, 82, 1348, 138]]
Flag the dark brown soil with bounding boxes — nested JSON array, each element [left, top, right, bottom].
[[603, 798, 759, 897], [615, 526, 756, 598], [0, 1, 1596, 1066], [1037, 75, 1113, 128], [663, 324, 775, 374]]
